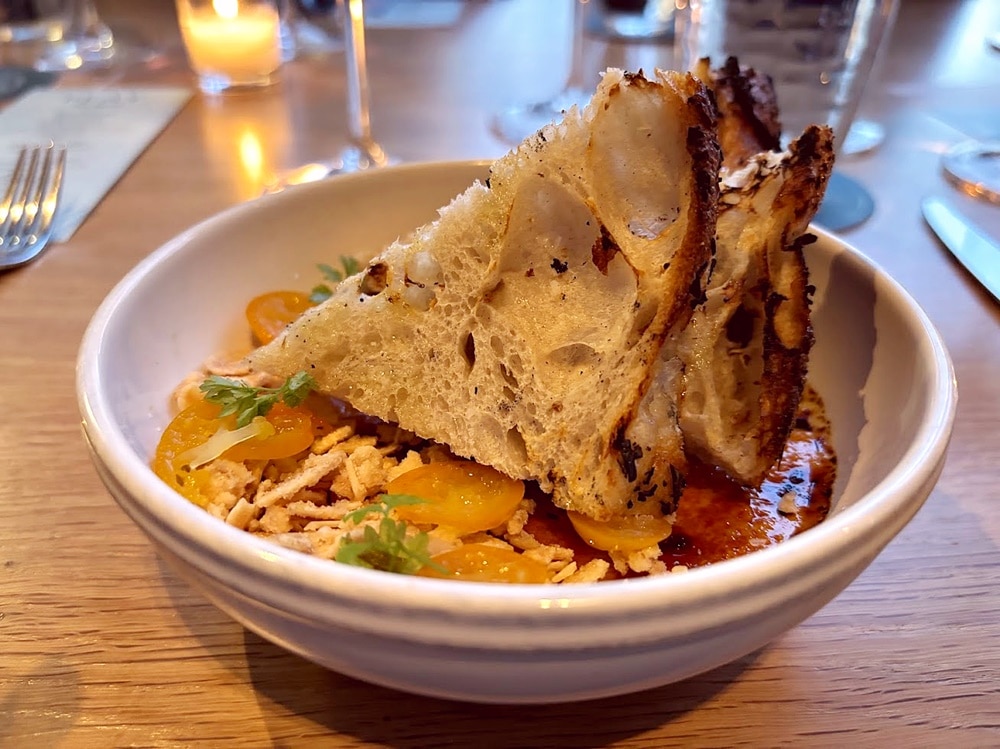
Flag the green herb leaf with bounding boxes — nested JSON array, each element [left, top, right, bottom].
[[308, 284, 333, 305], [341, 493, 427, 525], [199, 371, 317, 428], [336, 494, 444, 575], [309, 257, 363, 304]]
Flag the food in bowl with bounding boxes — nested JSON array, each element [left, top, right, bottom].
[[154, 65, 838, 584], [77, 116, 955, 704]]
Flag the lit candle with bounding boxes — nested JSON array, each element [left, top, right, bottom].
[[178, 0, 281, 92]]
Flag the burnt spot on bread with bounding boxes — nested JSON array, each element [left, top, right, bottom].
[[634, 466, 659, 504], [622, 70, 656, 90], [687, 123, 722, 219], [794, 233, 818, 250], [615, 434, 644, 484], [359, 262, 388, 296], [550, 257, 569, 274], [663, 464, 686, 515], [591, 224, 620, 274]]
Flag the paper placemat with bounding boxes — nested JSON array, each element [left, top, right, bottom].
[[0, 86, 193, 242]]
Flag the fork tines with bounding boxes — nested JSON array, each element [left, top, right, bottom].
[[0, 144, 67, 263]]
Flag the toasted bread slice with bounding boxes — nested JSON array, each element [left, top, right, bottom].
[[249, 69, 721, 521], [676, 123, 834, 485], [693, 56, 783, 171]]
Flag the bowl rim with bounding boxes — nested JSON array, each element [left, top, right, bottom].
[[76, 159, 958, 642]]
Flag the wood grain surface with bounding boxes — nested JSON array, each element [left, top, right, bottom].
[[2, 0, 998, 746]]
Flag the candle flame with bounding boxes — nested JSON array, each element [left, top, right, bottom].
[[212, 0, 239, 19]]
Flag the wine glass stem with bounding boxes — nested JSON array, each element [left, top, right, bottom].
[[344, 0, 375, 151], [566, 0, 589, 91], [64, 0, 105, 40]]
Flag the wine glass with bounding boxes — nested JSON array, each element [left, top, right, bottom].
[[279, 0, 343, 61], [941, 141, 1000, 205], [586, 0, 674, 42], [938, 33, 1000, 205], [841, 119, 885, 157], [270, 0, 390, 190], [490, 0, 593, 147], [20, 0, 159, 72]]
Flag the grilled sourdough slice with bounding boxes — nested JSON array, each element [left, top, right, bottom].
[[249, 68, 721, 522], [676, 124, 834, 486], [693, 56, 782, 171]]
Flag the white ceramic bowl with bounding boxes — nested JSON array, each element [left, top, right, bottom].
[[77, 161, 957, 704]]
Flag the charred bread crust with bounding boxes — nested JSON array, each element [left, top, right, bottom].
[[697, 56, 783, 170], [615, 74, 722, 517], [668, 77, 722, 337], [746, 126, 834, 483], [677, 123, 834, 487], [755, 235, 816, 480]]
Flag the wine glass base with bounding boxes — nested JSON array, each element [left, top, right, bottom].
[[281, 16, 344, 60], [266, 144, 394, 193], [813, 171, 875, 233], [33, 26, 161, 72], [585, 7, 675, 42], [941, 141, 1000, 205], [841, 119, 885, 157], [490, 87, 592, 147]]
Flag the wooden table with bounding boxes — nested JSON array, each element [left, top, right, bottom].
[[3, 0, 999, 745]]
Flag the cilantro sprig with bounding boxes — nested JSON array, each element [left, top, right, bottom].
[[336, 494, 446, 575], [199, 371, 316, 428], [310, 257, 362, 304]]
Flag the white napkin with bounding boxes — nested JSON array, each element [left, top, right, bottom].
[[0, 86, 192, 242]]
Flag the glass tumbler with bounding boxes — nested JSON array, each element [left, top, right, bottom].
[[674, 0, 897, 153]]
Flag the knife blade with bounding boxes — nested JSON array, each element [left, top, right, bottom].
[[922, 197, 1000, 303]]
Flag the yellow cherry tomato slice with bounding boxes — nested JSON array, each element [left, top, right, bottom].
[[420, 543, 550, 584], [246, 290, 313, 345], [152, 399, 225, 507], [154, 399, 316, 505], [567, 511, 673, 553], [387, 460, 524, 534], [221, 402, 315, 461]]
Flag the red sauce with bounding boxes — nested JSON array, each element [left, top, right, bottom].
[[524, 390, 836, 574], [660, 428, 835, 568]]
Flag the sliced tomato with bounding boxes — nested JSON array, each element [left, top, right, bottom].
[[152, 399, 225, 507], [246, 290, 313, 344], [387, 460, 524, 534], [153, 399, 316, 504], [419, 543, 549, 584], [567, 510, 673, 553], [221, 402, 314, 461]]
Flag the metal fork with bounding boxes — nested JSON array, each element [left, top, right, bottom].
[[0, 144, 67, 270]]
